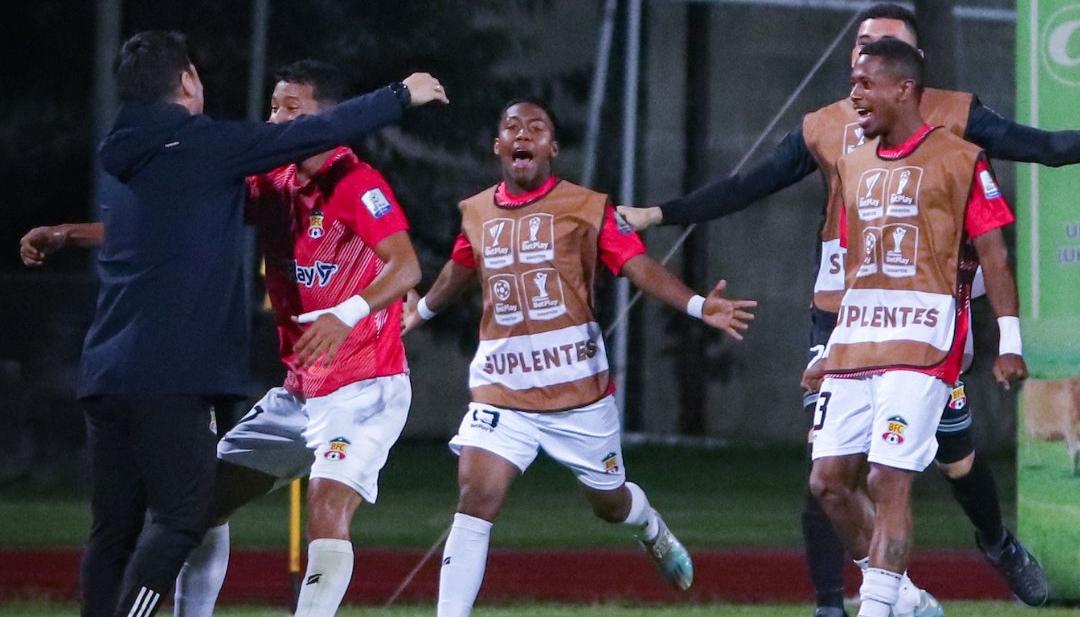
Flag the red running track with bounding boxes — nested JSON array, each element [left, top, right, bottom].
[[0, 547, 1010, 604]]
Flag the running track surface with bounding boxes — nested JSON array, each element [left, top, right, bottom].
[[0, 548, 1010, 604]]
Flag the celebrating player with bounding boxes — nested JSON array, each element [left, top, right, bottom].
[[397, 99, 755, 616], [617, 4, 1055, 613], [811, 38, 1026, 617], [22, 60, 427, 617]]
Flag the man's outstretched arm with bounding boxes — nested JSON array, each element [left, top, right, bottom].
[[619, 254, 757, 340], [618, 126, 818, 230], [967, 96, 1080, 167], [403, 258, 477, 334], [20, 222, 104, 266]]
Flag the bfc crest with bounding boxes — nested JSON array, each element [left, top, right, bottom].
[[308, 209, 325, 239]]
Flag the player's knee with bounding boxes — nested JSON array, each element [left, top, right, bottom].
[[934, 428, 974, 470], [866, 465, 912, 506], [456, 481, 504, 522], [305, 479, 363, 539], [808, 468, 843, 505], [587, 488, 630, 523], [935, 451, 975, 479]]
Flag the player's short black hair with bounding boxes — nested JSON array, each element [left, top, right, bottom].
[[858, 3, 919, 42], [274, 59, 348, 105], [500, 98, 559, 139], [115, 31, 194, 104], [859, 37, 925, 89]]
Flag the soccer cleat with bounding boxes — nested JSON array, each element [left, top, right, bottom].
[[977, 529, 1049, 606], [813, 607, 848, 617], [893, 576, 943, 617], [638, 512, 693, 591]]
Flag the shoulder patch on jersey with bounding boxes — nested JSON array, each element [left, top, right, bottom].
[[979, 169, 1001, 200], [361, 188, 393, 219]]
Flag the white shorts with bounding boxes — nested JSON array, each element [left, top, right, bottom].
[[811, 371, 950, 472], [217, 374, 410, 503], [449, 395, 626, 491]]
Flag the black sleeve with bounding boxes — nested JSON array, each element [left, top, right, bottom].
[[657, 126, 819, 225], [211, 85, 405, 179], [964, 95, 1080, 167]]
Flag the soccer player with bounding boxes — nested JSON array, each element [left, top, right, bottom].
[[398, 99, 756, 617], [22, 59, 424, 617], [811, 39, 1026, 617], [618, 4, 1057, 613]]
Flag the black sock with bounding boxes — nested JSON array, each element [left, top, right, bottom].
[[802, 490, 847, 608], [945, 455, 1007, 549]]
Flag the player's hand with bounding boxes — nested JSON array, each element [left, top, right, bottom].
[[615, 206, 662, 231], [701, 279, 757, 341], [20, 226, 68, 267], [993, 353, 1027, 391], [291, 314, 351, 368], [402, 289, 425, 335], [402, 73, 449, 106], [801, 360, 825, 392]]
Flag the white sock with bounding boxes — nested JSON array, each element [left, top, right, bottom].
[[858, 567, 902, 617], [622, 482, 660, 541], [294, 538, 354, 617], [894, 571, 922, 613], [437, 513, 493, 617], [174, 523, 230, 617]]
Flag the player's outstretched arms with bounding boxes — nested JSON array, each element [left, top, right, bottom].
[[292, 231, 420, 367], [20, 222, 104, 266], [403, 259, 477, 335], [402, 73, 450, 106], [700, 279, 757, 341], [619, 255, 756, 340], [972, 228, 1028, 389], [615, 205, 663, 231]]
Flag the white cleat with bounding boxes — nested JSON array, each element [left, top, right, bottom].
[[893, 576, 944, 617]]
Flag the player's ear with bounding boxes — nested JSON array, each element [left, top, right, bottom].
[[550, 139, 559, 158], [493, 137, 501, 156]]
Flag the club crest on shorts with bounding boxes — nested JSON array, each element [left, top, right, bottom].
[[602, 451, 620, 474], [308, 209, 325, 239], [882, 416, 907, 445], [324, 436, 351, 460], [948, 383, 967, 410]]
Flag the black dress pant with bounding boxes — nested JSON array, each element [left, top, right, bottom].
[[80, 395, 217, 617]]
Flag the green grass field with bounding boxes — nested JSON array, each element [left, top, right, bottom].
[[1018, 434, 1080, 599], [0, 601, 1076, 617], [0, 441, 1012, 550]]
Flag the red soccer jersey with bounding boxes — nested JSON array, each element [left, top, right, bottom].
[[247, 147, 409, 397], [837, 126, 1014, 383]]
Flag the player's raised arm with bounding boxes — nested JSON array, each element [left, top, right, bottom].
[[616, 126, 818, 231], [619, 255, 756, 341], [19, 222, 104, 266]]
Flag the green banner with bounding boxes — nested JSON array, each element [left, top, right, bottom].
[[1016, 0, 1080, 601]]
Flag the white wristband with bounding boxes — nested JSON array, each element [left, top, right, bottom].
[[295, 294, 370, 327], [417, 297, 438, 321], [686, 295, 706, 320], [997, 316, 1022, 356]]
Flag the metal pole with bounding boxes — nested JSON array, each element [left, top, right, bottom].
[[246, 0, 270, 122], [91, 0, 122, 218], [614, 0, 642, 417], [582, 0, 619, 188]]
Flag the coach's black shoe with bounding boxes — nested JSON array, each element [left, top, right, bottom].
[[812, 607, 848, 617], [977, 528, 1049, 606]]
